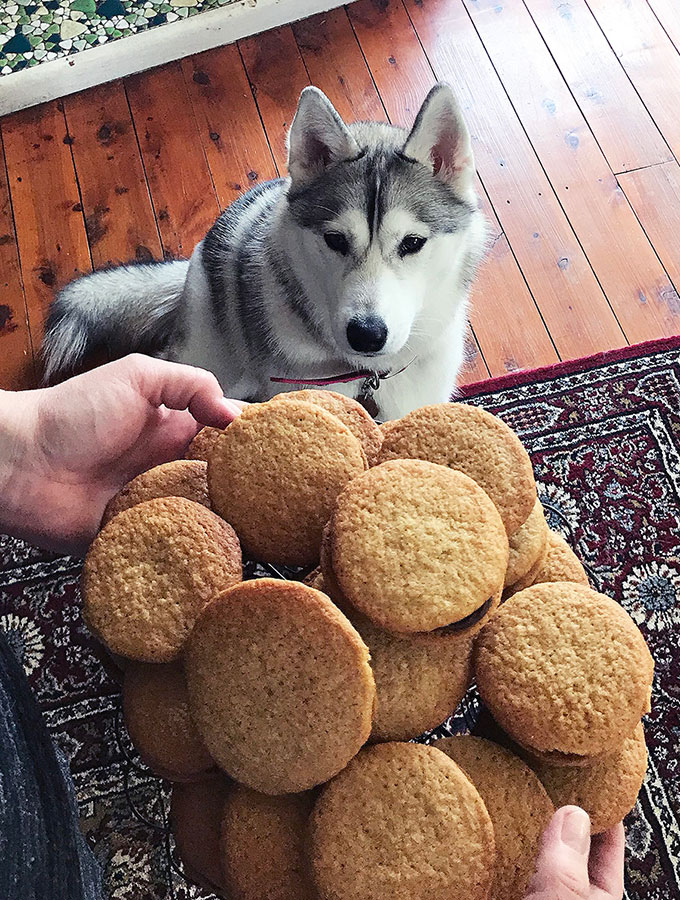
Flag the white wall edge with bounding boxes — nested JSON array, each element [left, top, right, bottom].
[[0, 0, 345, 117]]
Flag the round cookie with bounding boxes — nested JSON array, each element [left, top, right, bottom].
[[377, 403, 536, 535], [322, 520, 501, 639], [504, 499, 548, 588], [273, 389, 383, 465], [527, 530, 589, 588], [330, 459, 508, 632], [532, 724, 648, 834], [518, 742, 611, 769], [352, 612, 474, 742], [475, 582, 654, 757], [472, 705, 614, 769], [123, 662, 215, 782], [221, 784, 317, 900], [186, 425, 226, 462], [83, 497, 242, 662], [502, 544, 548, 600], [309, 742, 495, 900], [317, 534, 478, 738], [505, 532, 588, 600], [208, 398, 367, 566], [171, 777, 230, 894], [184, 579, 375, 794], [437, 736, 555, 900], [101, 459, 210, 526]]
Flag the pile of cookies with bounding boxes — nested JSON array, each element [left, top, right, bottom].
[[81, 393, 654, 900]]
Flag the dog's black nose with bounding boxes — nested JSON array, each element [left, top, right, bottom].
[[346, 316, 388, 354]]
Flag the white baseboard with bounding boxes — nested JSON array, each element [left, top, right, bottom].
[[0, 0, 345, 117]]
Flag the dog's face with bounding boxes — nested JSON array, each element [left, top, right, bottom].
[[285, 85, 481, 363]]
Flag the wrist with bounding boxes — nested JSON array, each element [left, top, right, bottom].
[[0, 388, 43, 538]]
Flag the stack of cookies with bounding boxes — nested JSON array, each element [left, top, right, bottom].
[[81, 394, 654, 900]]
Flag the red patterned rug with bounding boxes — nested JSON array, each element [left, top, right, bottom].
[[2, 337, 680, 899]]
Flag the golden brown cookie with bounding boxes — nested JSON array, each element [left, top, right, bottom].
[[309, 742, 495, 900], [353, 612, 474, 742], [208, 398, 367, 566], [475, 582, 654, 757], [437, 736, 555, 900], [221, 785, 317, 900], [504, 499, 548, 588], [318, 535, 477, 738], [528, 530, 589, 588], [101, 460, 210, 526], [472, 706, 613, 769], [323, 519, 501, 637], [505, 532, 588, 600], [518, 742, 610, 768], [186, 426, 226, 462], [123, 661, 215, 782], [320, 530, 486, 741], [273, 389, 383, 465], [532, 724, 648, 834], [184, 579, 375, 794], [330, 459, 508, 632], [171, 777, 230, 894], [377, 403, 536, 535], [504, 541, 550, 600], [83, 497, 242, 662]]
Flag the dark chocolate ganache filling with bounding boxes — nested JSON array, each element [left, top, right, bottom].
[[435, 595, 495, 636]]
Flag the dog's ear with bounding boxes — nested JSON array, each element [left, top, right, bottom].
[[402, 85, 475, 195], [287, 87, 360, 188]]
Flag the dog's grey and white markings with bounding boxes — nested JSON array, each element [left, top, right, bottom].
[[42, 84, 487, 420]]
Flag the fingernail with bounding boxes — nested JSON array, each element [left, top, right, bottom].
[[560, 808, 591, 854], [221, 398, 242, 417]]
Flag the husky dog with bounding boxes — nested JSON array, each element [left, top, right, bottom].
[[43, 84, 486, 420]]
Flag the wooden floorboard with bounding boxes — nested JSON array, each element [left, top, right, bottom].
[[465, 0, 680, 343], [585, 0, 680, 161], [181, 45, 278, 208], [523, 0, 672, 175], [64, 81, 163, 269], [2, 0, 680, 393], [125, 62, 220, 259], [239, 27, 311, 173], [292, 9, 386, 124], [0, 131, 34, 390], [347, 0, 435, 127], [1, 100, 92, 362], [648, 0, 680, 54], [618, 161, 680, 298], [473, 186, 559, 375]]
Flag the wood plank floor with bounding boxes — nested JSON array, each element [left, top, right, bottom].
[[1, 0, 680, 392]]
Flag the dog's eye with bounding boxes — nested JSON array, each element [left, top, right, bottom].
[[324, 232, 349, 256], [399, 235, 427, 256]]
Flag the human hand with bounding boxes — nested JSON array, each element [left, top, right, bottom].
[[0, 354, 242, 555], [525, 807, 625, 900]]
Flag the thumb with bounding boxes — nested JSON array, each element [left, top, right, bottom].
[[527, 806, 592, 899]]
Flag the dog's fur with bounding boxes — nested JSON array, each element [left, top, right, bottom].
[[43, 84, 486, 420]]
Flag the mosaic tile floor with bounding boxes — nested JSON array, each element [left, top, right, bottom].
[[1, 0, 238, 76]]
